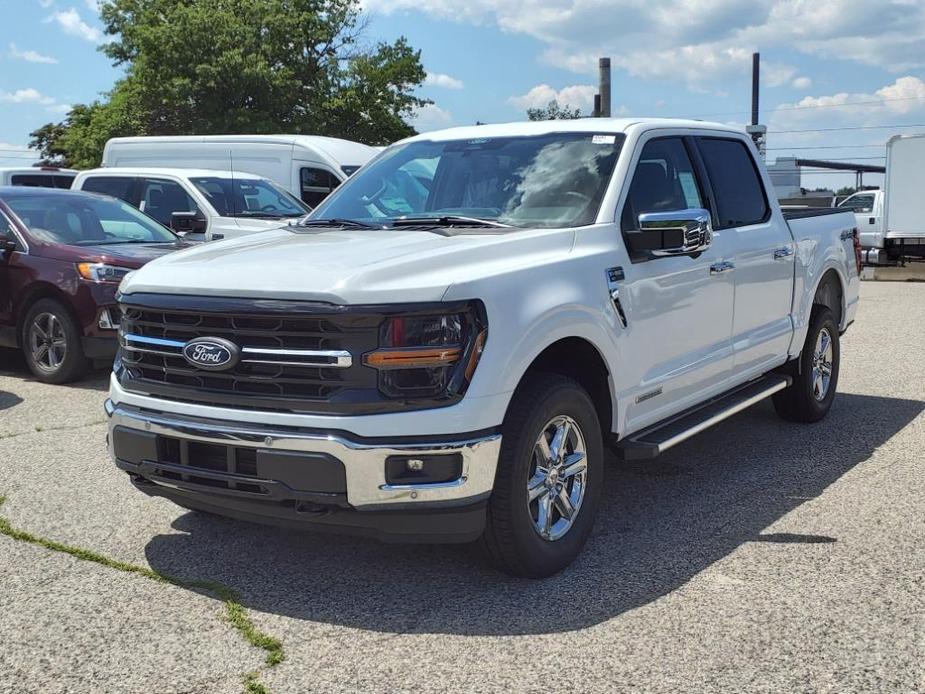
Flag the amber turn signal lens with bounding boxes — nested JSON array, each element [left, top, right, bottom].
[[464, 330, 487, 381], [364, 346, 462, 369]]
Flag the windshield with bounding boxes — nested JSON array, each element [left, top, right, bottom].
[[190, 177, 308, 218], [4, 192, 177, 245], [312, 132, 625, 228]]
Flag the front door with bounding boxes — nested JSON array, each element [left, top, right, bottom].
[[616, 135, 736, 433]]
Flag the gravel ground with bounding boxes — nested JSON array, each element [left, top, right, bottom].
[[0, 281, 923, 694]]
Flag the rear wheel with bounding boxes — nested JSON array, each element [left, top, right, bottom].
[[21, 299, 89, 384], [773, 307, 840, 423], [479, 373, 603, 578]]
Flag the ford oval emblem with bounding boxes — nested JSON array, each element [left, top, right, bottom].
[[182, 337, 240, 371]]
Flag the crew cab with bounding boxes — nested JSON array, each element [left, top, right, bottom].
[[72, 168, 309, 242], [106, 119, 861, 577]]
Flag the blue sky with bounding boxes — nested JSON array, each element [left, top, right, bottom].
[[3, 0, 925, 190]]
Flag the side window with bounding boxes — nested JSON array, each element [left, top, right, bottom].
[[54, 175, 76, 189], [697, 138, 769, 228], [839, 194, 874, 213], [81, 176, 137, 204], [620, 138, 704, 232], [300, 167, 340, 207], [138, 178, 200, 226]]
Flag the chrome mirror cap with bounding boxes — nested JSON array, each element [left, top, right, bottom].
[[638, 208, 712, 257]]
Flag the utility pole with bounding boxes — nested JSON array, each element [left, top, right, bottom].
[[745, 52, 767, 160], [598, 58, 611, 118]]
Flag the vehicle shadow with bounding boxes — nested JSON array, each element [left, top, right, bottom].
[[0, 347, 110, 393], [143, 392, 923, 636]]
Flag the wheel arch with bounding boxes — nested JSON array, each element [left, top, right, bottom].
[[811, 267, 845, 328], [15, 282, 80, 344], [510, 336, 615, 438]]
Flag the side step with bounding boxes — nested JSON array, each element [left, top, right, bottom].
[[617, 374, 791, 460]]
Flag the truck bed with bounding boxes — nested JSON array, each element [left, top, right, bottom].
[[781, 207, 846, 220]]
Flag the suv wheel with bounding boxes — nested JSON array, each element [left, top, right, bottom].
[[772, 307, 840, 423], [479, 373, 603, 578], [22, 299, 89, 384]]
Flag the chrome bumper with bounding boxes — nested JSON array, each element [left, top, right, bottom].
[[105, 401, 501, 510]]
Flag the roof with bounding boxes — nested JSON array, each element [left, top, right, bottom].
[[104, 134, 377, 165], [401, 117, 745, 143], [0, 167, 77, 174], [76, 166, 265, 179], [0, 185, 101, 198]]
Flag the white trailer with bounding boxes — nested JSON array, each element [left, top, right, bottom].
[[101, 135, 378, 208]]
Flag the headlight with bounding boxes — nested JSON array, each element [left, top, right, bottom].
[[76, 262, 133, 284], [363, 303, 487, 399]]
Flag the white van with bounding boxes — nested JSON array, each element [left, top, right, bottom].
[[101, 135, 378, 207], [0, 166, 77, 189], [72, 167, 309, 241]]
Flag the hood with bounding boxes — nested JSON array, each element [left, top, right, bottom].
[[38, 240, 191, 267], [120, 226, 574, 304]]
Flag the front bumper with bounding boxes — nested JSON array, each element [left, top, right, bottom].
[[105, 401, 501, 542]]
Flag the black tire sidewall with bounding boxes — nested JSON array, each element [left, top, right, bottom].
[[798, 308, 840, 418], [490, 375, 604, 576], [21, 299, 88, 384]]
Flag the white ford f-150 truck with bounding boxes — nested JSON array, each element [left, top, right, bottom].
[[106, 118, 861, 577]]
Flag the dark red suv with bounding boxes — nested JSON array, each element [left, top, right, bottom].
[[0, 187, 188, 383]]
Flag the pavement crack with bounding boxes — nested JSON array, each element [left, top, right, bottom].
[[0, 493, 285, 694], [0, 419, 108, 440]]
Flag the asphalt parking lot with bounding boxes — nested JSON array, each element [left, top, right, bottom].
[[1, 281, 923, 694]]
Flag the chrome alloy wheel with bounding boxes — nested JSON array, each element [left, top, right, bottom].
[[811, 326, 834, 401], [28, 312, 67, 373], [527, 415, 587, 542]]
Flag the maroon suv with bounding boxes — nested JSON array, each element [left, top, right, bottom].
[[0, 186, 188, 383]]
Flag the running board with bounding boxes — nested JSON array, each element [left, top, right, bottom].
[[617, 374, 791, 460]]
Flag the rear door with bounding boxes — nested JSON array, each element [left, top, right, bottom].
[[695, 136, 794, 377], [617, 134, 736, 431]]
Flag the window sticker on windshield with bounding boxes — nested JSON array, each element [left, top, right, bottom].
[[592, 135, 616, 144]]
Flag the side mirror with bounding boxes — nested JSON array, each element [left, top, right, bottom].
[[626, 208, 712, 258], [170, 211, 207, 234]]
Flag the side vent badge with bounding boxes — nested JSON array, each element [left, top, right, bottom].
[[605, 267, 628, 328]]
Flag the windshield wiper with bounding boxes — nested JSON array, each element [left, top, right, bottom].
[[389, 215, 513, 228], [291, 217, 384, 229]]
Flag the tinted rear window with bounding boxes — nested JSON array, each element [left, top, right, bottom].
[[697, 138, 769, 228], [10, 174, 67, 189]]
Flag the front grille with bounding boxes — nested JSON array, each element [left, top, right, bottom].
[[119, 298, 382, 413]]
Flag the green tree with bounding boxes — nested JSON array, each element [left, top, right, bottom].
[[526, 99, 583, 121], [32, 0, 428, 167], [836, 186, 857, 196], [28, 122, 72, 167]]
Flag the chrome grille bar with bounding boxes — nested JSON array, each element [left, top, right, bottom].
[[121, 333, 352, 368]]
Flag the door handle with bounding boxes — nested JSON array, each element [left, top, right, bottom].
[[773, 247, 793, 259], [710, 261, 734, 275]]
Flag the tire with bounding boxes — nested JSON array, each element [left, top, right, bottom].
[[21, 298, 90, 384], [478, 373, 603, 578], [772, 307, 840, 423]]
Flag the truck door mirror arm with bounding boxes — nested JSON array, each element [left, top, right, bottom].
[[170, 211, 207, 235]]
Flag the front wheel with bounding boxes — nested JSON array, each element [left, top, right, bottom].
[[773, 307, 840, 423], [478, 374, 603, 578], [21, 299, 90, 384]]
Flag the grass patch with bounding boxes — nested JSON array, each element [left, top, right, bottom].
[[0, 494, 284, 691]]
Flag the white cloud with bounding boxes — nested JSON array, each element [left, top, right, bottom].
[[46, 7, 103, 42], [411, 103, 453, 131], [364, 0, 925, 91], [46, 103, 73, 114], [9, 42, 58, 64], [508, 83, 596, 111], [791, 76, 812, 90], [424, 72, 464, 90], [0, 88, 56, 105]]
